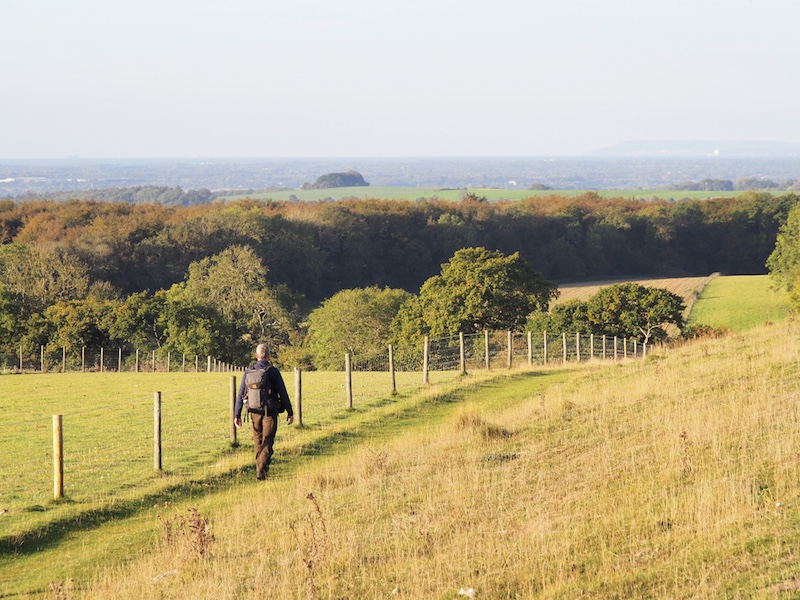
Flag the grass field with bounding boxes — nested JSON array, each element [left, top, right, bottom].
[[686, 274, 791, 331], [218, 186, 744, 203], [2, 275, 797, 598], [11, 321, 800, 598], [0, 366, 466, 596]]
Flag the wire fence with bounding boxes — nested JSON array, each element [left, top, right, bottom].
[[2, 345, 226, 374], [0, 329, 648, 534]]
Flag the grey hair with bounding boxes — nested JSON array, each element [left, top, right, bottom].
[[255, 343, 270, 359]]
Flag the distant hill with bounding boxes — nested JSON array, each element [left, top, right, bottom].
[[588, 140, 800, 158], [301, 170, 369, 190]]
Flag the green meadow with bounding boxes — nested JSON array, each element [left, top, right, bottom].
[[8, 323, 800, 598], [218, 186, 743, 203], [687, 274, 791, 331]]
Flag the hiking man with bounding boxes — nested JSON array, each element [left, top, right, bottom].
[[234, 343, 294, 479]]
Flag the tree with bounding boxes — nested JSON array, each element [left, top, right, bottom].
[[0, 243, 89, 313], [586, 283, 684, 344], [307, 286, 411, 370], [104, 290, 168, 351], [43, 296, 114, 353], [158, 286, 227, 360], [767, 204, 800, 296], [178, 245, 298, 362], [527, 299, 591, 334], [392, 247, 557, 345]]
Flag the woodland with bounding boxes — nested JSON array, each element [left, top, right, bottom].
[[0, 191, 795, 367]]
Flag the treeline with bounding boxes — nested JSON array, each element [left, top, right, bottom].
[[0, 191, 795, 305], [0, 191, 796, 366], [10, 186, 227, 206], [669, 177, 800, 192]]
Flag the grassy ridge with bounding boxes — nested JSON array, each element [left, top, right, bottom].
[[72, 323, 800, 598]]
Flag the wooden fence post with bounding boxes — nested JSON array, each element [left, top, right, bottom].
[[19, 344, 23, 372], [53, 415, 63, 500], [528, 331, 533, 367], [543, 331, 548, 366], [295, 367, 303, 426], [614, 336, 618, 360], [41, 345, 44, 373], [345, 353, 353, 409], [576, 333, 581, 362], [207, 356, 211, 373], [484, 330, 490, 370], [135, 349, 139, 373], [423, 336, 430, 384], [154, 392, 162, 471], [100, 347, 104, 373], [195, 355, 198, 373], [459, 332, 466, 375], [230, 376, 237, 445], [603, 335, 607, 360], [590, 334, 594, 360], [62, 346, 66, 373], [624, 338, 628, 359], [562, 332, 567, 363], [388, 344, 396, 392], [118, 348, 122, 373], [507, 330, 513, 369], [182, 354, 186, 373], [167, 352, 171, 373]]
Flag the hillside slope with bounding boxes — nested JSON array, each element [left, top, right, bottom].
[[66, 323, 800, 598]]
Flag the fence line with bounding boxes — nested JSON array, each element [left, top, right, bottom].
[[0, 330, 651, 513]]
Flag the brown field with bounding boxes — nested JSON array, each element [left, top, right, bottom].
[[554, 274, 718, 318]]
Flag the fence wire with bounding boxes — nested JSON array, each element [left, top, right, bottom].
[[0, 330, 648, 526]]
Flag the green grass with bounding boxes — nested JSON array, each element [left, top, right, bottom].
[[687, 274, 790, 331], [45, 322, 800, 599], [0, 369, 453, 536], [217, 186, 744, 203], [0, 365, 470, 596], [9, 318, 800, 597]]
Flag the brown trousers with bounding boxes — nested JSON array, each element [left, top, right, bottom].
[[250, 411, 278, 478]]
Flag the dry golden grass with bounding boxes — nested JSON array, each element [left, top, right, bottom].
[[556, 274, 716, 316], [60, 322, 800, 597]]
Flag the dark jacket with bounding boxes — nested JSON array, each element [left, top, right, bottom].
[[235, 359, 293, 419]]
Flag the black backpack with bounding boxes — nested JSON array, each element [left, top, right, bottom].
[[245, 365, 283, 413]]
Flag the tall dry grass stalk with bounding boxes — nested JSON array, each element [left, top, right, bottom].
[[84, 321, 800, 598]]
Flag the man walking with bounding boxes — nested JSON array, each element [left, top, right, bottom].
[[235, 343, 294, 479]]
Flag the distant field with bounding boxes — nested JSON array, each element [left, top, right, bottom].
[[687, 274, 791, 330], [555, 274, 792, 332], [556, 275, 714, 317], [219, 186, 743, 203]]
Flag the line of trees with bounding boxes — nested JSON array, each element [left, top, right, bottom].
[[0, 191, 796, 368], [0, 192, 794, 305]]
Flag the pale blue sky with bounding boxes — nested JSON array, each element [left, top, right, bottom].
[[2, 0, 798, 158]]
